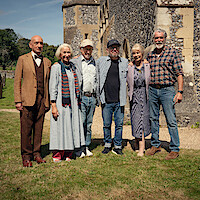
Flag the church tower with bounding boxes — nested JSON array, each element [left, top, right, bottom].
[[62, 0, 100, 59]]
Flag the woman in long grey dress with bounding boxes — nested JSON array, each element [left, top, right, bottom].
[[127, 44, 151, 156], [49, 44, 85, 162]]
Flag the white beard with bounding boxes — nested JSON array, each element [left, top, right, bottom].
[[156, 43, 164, 49]]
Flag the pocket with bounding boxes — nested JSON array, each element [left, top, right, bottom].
[[163, 86, 175, 101], [121, 70, 127, 78], [164, 86, 175, 93], [92, 97, 97, 105], [149, 86, 154, 92]]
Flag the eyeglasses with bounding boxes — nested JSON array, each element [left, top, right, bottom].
[[82, 47, 93, 51], [155, 37, 164, 39], [34, 42, 43, 45], [109, 46, 120, 50]]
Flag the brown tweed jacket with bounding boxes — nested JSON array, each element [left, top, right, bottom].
[[14, 52, 51, 108]]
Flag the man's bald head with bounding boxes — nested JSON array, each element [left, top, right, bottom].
[[29, 35, 44, 55]]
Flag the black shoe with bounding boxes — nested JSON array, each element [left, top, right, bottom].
[[102, 147, 111, 154], [112, 148, 123, 155], [75, 150, 84, 157]]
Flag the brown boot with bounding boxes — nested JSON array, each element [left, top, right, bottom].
[[146, 146, 161, 156], [165, 151, 179, 160], [34, 156, 46, 164]]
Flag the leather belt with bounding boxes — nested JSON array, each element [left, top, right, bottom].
[[84, 92, 96, 97], [150, 84, 173, 89]]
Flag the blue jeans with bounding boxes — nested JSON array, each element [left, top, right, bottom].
[[149, 86, 180, 152], [81, 96, 96, 147], [102, 102, 124, 149]]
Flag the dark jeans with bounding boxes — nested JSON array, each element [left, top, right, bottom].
[[102, 102, 124, 149]]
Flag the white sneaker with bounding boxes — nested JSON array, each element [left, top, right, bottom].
[[86, 148, 93, 157], [79, 152, 86, 158], [52, 158, 61, 163]]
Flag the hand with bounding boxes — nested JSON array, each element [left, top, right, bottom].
[[72, 55, 80, 59], [15, 102, 23, 111], [129, 61, 133, 66], [52, 104, 59, 120], [173, 92, 182, 104], [143, 59, 148, 64]]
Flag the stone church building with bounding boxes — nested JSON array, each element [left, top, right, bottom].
[[62, 0, 200, 126]]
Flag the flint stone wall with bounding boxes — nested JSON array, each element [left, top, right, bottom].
[[194, 0, 200, 106], [63, 3, 99, 59], [107, 0, 156, 51], [62, 0, 99, 58], [79, 6, 98, 25], [65, 7, 75, 26], [63, 0, 200, 126], [68, 29, 83, 57]]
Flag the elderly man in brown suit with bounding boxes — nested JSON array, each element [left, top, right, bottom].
[[14, 35, 51, 167]]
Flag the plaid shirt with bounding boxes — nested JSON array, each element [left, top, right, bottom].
[[147, 45, 183, 85]]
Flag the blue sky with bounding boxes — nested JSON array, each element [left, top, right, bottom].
[[0, 0, 64, 46]]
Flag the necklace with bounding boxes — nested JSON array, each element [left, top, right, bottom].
[[135, 61, 143, 70]]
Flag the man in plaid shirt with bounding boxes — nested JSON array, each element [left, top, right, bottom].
[[146, 28, 183, 160]]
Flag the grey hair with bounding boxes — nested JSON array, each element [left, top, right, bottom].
[[132, 43, 145, 55], [153, 28, 167, 38], [55, 43, 73, 59]]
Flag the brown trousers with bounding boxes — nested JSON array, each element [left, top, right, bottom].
[[20, 94, 45, 160]]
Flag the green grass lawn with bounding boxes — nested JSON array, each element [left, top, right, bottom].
[[0, 112, 200, 200], [0, 78, 15, 109]]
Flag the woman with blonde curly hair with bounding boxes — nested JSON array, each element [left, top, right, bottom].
[[127, 43, 151, 156]]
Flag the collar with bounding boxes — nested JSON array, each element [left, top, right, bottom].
[[31, 51, 42, 59], [59, 60, 76, 71], [106, 56, 122, 62], [151, 45, 167, 56], [81, 55, 95, 65], [134, 63, 144, 70]]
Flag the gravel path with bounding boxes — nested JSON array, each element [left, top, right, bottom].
[[91, 107, 200, 150], [1, 108, 199, 150]]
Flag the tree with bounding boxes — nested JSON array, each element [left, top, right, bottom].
[[0, 29, 59, 69], [42, 43, 59, 63], [17, 38, 31, 56], [17, 39, 58, 63], [0, 29, 19, 69]]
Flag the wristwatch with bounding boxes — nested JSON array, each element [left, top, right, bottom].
[[178, 90, 183, 94]]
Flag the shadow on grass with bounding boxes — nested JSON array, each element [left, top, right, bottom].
[[41, 138, 170, 158], [41, 143, 51, 158], [125, 139, 170, 152], [89, 138, 170, 152]]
